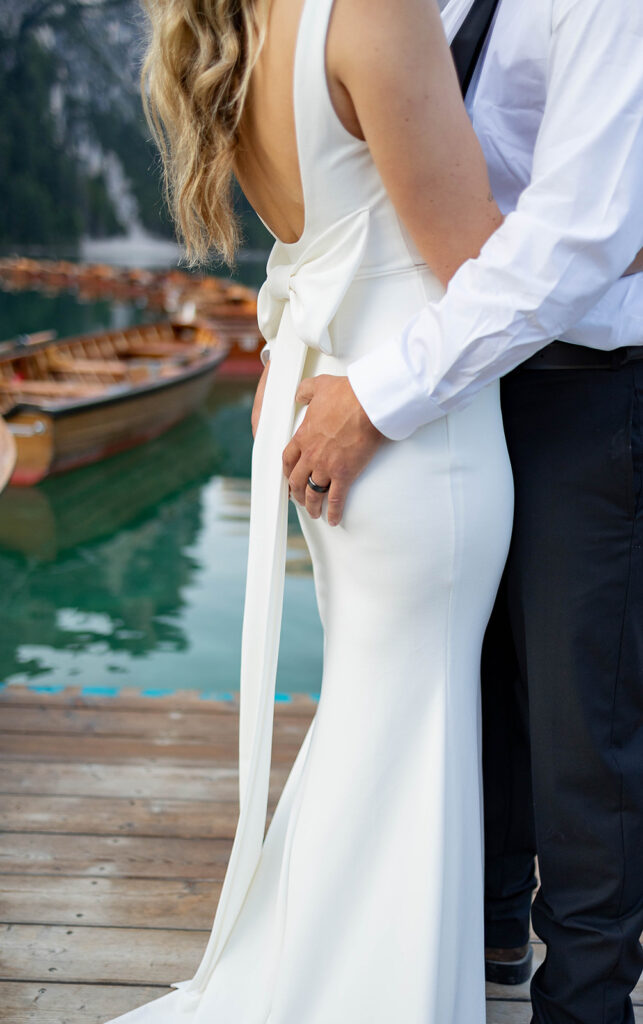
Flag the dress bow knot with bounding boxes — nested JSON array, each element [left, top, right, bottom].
[[257, 208, 370, 355]]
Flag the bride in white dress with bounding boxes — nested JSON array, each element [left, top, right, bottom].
[[107, 0, 514, 1020]]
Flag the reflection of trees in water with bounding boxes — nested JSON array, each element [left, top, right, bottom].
[[204, 379, 254, 478], [0, 379, 256, 558], [0, 378, 258, 682], [0, 485, 203, 680], [0, 289, 139, 345]]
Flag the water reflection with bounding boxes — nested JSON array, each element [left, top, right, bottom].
[[0, 287, 149, 343], [0, 381, 322, 695]]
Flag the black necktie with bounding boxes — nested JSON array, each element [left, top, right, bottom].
[[450, 0, 501, 98]]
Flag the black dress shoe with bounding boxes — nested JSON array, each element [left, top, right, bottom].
[[485, 942, 533, 985]]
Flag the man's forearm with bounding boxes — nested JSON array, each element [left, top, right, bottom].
[[349, 0, 643, 440]]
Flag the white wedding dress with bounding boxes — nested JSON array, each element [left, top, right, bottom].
[[106, 1, 513, 1021]]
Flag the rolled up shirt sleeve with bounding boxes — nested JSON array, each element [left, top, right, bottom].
[[348, 0, 643, 440]]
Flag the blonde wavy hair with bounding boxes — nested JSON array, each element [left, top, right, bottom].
[[140, 0, 267, 264]]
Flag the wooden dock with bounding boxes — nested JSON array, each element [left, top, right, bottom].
[[0, 685, 640, 1023]]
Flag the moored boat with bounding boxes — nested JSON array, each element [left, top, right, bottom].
[[0, 321, 228, 486], [216, 333, 264, 376], [0, 416, 16, 493], [0, 257, 261, 321]]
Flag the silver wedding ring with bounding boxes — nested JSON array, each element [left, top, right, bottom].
[[307, 475, 330, 494]]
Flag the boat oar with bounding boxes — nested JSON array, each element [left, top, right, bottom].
[[0, 329, 58, 359]]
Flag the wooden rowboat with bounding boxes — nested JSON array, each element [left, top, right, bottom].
[[0, 321, 228, 486], [0, 416, 16, 493]]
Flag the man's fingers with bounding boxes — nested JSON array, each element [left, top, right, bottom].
[[284, 374, 383, 521], [289, 459, 312, 506], [282, 438, 302, 479], [296, 377, 316, 405], [304, 471, 331, 519], [326, 478, 347, 527]]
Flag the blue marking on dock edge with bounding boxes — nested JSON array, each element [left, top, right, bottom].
[[0, 680, 320, 702], [80, 685, 121, 697], [26, 684, 66, 694]]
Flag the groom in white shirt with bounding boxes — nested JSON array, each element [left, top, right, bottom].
[[282, 0, 643, 1020]]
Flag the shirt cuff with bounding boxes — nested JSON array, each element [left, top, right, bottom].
[[260, 342, 270, 367], [347, 337, 445, 441]]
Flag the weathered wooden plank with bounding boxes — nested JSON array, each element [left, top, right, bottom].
[[0, 794, 241, 839], [0, 982, 172, 1024], [2, 943, 638, 1018], [0, 984, 638, 1024], [0, 834, 231, 880], [0, 732, 300, 764], [0, 760, 290, 801], [0, 876, 220, 930], [485, 1004, 533, 1024], [0, 706, 313, 742], [0, 686, 317, 715], [0, 924, 204, 984], [0, 986, 639, 1024]]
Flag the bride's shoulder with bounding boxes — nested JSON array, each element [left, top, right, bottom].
[[327, 0, 447, 87], [328, 0, 445, 43], [325, 0, 459, 150]]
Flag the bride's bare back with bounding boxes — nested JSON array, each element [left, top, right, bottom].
[[236, 0, 307, 245], [236, 0, 503, 283]]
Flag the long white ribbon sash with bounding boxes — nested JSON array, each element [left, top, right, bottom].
[[174, 209, 370, 1000]]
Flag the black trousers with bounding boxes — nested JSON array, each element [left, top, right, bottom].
[[482, 360, 643, 1024]]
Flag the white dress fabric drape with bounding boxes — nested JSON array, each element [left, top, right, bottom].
[[105, 1, 513, 1020]]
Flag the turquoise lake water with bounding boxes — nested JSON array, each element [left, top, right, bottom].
[[0, 255, 323, 697]]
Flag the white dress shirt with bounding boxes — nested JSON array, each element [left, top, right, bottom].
[[347, 0, 643, 440]]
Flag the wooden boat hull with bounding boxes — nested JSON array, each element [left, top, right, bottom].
[[0, 416, 17, 493], [6, 357, 223, 486], [215, 334, 264, 377], [0, 320, 228, 485]]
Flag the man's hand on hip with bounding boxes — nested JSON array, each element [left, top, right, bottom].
[[282, 375, 385, 526]]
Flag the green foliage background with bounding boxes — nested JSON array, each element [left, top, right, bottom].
[[0, 0, 270, 254]]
